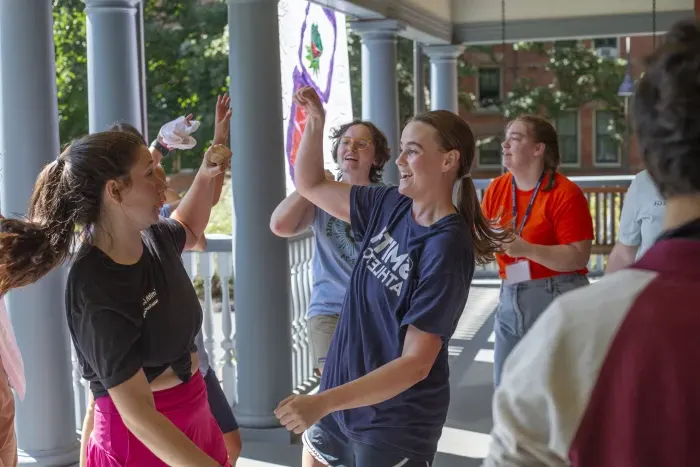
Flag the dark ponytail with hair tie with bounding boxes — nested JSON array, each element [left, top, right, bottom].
[[0, 131, 145, 296]]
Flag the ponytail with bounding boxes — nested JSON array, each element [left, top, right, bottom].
[[456, 176, 511, 266], [0, 158, 77, 296]]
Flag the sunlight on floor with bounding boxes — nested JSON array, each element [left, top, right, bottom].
[[437, 426, 492, 459], [474, 348, 495, 364], [238, 460, 287, 467], [451, 287, 500, 341]]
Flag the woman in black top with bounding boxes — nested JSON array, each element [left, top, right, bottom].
[[0, 111, 232, 465]]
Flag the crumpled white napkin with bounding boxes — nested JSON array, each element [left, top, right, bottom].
[[158, 116, 201, 150]]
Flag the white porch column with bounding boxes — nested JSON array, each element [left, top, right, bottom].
[[227, 0, 294, 441], [0, 1, 80, 464], [83, 0, 145, 134], [350, 20, 405, 186], [424, 45, 466, 113]]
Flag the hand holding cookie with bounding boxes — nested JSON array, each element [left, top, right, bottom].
[[201, 144, 232, 177]]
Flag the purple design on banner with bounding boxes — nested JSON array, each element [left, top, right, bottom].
[[285, 3, 338, 184]]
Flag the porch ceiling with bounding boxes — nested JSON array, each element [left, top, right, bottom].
[[453, 0, 693, 44], [314, 0, 694, 45]]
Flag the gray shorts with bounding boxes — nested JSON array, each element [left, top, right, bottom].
[[307, 314, 339, 370]]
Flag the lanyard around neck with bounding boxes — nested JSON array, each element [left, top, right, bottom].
[[512, 171, 546, 236]]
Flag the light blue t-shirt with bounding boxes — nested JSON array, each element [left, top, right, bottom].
[[618, 170, 666, 259], [307, 206, 359, 319]]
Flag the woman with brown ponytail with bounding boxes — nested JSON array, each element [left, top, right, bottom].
[[0, 121, 233, 465], [273, 86, 507, 467], [481, 115, 594, 387]]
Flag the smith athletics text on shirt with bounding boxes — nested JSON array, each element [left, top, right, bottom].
[[318, 185, 475, 462]]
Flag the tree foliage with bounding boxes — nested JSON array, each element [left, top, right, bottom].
[[53, 0, 89, 145], [504, 42, 628, 142], [143, 0, 229, 170], [53, 0, 230, 170]]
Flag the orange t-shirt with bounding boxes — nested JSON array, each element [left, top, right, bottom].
[[481, 172, 594, 280]]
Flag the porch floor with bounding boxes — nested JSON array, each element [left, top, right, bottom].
[[237, 280, 502, 467]]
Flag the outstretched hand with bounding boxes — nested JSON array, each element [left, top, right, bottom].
[[293, 86, 325, 124], [213, 94, 233, 146], [274, 393, 329, 434]]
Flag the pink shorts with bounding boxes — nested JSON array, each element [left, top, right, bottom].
[[87, 371, 230, 466]]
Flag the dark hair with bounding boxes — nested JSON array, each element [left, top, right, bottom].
[[411, 110, 510, 265], [508, 115, 560, 191], [634, 19, 700, 197], [0, 131, 145, 295], [330, 120, 390, 184], [106, 121, 147, 145]]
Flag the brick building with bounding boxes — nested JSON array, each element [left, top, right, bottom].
[[461, 35, 658, 179]]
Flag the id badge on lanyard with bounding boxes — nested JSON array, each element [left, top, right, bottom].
[[504, 172, 545, 285]]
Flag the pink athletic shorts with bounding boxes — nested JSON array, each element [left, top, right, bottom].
[[87, 370, 230, 466]]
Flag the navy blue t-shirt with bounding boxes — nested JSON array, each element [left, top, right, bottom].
[[318, 185, 475, 461]]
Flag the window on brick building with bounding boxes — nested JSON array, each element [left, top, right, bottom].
[[595, 110, 620, 164], [554, 111, 579, 165], [593, 37, 619, 58], [477, 68, 501, 109], [478, 137, 502, 167], [554, 40, 578, 50]]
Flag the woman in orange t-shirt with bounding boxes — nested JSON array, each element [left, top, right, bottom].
[[481, 115, 594, 387]]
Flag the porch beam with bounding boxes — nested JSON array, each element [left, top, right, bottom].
[[454, 10, 693, 45]]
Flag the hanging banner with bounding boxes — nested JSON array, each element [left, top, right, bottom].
[[278, 0, 354, 194]]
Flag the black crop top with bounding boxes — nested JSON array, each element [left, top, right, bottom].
[[65, 218, 203, 398]]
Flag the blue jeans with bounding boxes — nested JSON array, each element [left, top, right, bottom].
[[493, 273, 589, 387]]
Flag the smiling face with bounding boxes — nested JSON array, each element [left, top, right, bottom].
[[397, 121, 459, 199], [334, 124, 377, 181]]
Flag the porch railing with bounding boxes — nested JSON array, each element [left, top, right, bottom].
[[69, 175, 633, 431], [472, 175, 633, 278]]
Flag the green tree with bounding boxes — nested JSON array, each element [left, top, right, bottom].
[[53, 0, 89, 145], [504, 42, 628, 142], [143, 0, 229, 171], [53, 0, 230, 170]]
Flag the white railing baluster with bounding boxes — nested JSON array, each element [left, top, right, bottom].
[[289, 239, 303, 390], [216, 251, 236, 406], [199, 254, 216, 364]]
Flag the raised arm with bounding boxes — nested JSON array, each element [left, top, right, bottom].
[[293, 87, 352, 224], [210, 95, 231, 207], [270, 170, 335, 237], [172, 95, 233, 249], [171, 145, 231, 250]]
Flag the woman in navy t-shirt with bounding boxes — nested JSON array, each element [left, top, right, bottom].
[[275, 87, 508, 466]]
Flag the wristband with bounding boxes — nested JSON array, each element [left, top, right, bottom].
[[150, 139, 172, 158]]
